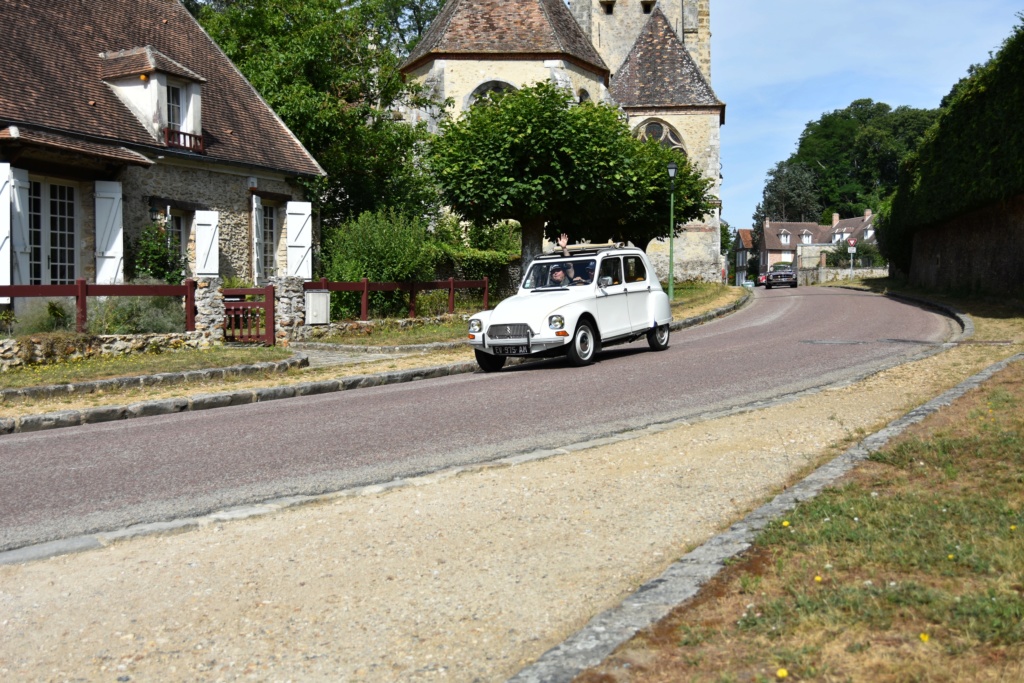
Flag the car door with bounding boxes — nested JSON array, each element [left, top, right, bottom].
[[623, 254, 652, 332], [595, 255, 631, 339]]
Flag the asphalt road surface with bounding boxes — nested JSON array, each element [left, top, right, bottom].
[[0, 287, 957, 552]]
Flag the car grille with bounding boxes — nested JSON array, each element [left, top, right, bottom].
[[487, 323, 531, 339]]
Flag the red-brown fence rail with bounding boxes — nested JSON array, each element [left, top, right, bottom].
[[0, 279, 197, 333], [304, 277, 489, 321], [222, 286, 275, 346]]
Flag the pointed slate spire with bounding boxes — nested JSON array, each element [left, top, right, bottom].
[[610, 8, 722, 113]]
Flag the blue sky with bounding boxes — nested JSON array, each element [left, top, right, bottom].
[[710, 1, 1021, 231]]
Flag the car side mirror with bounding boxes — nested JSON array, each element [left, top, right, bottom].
[[598, 276, 613, 288]]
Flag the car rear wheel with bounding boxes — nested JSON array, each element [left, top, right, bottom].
[[567, 321, 598, 366], [474, 349, 506, 373], [647, 324, 670, 351]]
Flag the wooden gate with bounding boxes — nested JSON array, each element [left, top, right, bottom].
[[223, 285, 275, 345]]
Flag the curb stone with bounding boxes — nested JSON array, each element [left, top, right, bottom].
[[0, 295, 748, 437]]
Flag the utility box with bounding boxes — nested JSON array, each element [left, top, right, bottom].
[[304, 290, 330, 325]]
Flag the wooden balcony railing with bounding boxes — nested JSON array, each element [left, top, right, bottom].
[[163, 127, 205, 153]]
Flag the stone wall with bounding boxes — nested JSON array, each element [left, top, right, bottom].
[[797, 267, 890, 287], [119, 160, 305, 283], [909, 194, 1024, 295]]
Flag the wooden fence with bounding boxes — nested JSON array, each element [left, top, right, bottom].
[[0, 279, 196, 334], [304, 277, 489, 321]]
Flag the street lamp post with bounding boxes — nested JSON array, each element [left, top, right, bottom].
[[667, 161, 677, 301]]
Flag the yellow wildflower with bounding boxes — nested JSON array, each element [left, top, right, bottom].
[[920, 633, 930, 643], [782, 520, 790, 527], [776, 668, 789, 679]]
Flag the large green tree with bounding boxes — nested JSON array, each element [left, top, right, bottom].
[[755, 99, 940, 230], [198, 0, 443, 223], [429, 82, 712, 264]]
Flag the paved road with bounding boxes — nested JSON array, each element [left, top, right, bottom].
[[0, 287, 956, 551]]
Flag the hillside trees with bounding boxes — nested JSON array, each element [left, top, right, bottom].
[[197, 0, 443, 224], [429, 82, 712, 265]]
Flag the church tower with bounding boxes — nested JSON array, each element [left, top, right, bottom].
[[571, 0, 711, 80]]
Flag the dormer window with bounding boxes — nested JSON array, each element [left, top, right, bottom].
[[865, 228, 874, 239], [641, 1, 654, 13], [99, 46, 206, 153], [779, 231, 790, 245], [801, 233, 811, 244]]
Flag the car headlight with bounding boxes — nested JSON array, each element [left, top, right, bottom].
[[468, 318, 483, 334], [548, 315, 564, 330]]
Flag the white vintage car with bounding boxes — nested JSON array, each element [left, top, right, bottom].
[[467, 245, 672, 372]]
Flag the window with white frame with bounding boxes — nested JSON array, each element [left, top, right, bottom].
[[802, 233, 811, 244], [167, 209, 192, 275], [780, 232, 790, 245], [28, 179, 77, 285], [167, 84, 184, 131], [781, 251, 794, 261], [261, 203, 279, 278], [866, 228, 874, 239]]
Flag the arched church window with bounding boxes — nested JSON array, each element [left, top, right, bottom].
[[466, 80, 517, 108], [578, 89, 591, 104], [635, 119, 687, 155]]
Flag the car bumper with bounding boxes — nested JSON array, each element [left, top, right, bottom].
[[469, 334, 568, 356]]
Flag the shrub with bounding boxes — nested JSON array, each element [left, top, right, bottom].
[[320, 209, 435, 319], [11, 298, 74, 335], [87, 280, 186, 334], [126, 222, 187, 284]]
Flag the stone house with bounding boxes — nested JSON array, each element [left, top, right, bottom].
[[400, 0, 725, 282], [758, 209, 878, 273], [734, 228, 754, 284], [1, 0, 325, 311]]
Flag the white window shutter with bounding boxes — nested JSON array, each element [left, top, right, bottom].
[[10, 167, 30, 287], [94, 180, 124, 284], [286, 201, 312, 280], [251, 194, 264, 283], [194, 210, 220, 276], [0, 164, 10, 302]]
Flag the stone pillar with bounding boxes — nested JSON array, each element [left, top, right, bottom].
[[194, 277, 225, 346], [271, 276, 306, 346]]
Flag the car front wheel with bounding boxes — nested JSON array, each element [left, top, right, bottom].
[[474, 349, 506, 373], [647, 324, 670, 351], [567, 321, 598, 366]]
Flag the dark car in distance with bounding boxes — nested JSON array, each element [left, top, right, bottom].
[[765, 264, 797, 289]]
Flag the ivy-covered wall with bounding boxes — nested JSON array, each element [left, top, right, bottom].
[[882, 19, 1024, 280]]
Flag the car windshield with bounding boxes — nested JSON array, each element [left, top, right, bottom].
[[522, 258, 597, 290]]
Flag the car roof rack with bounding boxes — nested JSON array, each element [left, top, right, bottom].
[[539, 242, 627, 258]]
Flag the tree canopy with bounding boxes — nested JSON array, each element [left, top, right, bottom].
[[197, 0, 443, 224], [754, 98, 940, 230], [429, 82, 712, 264]]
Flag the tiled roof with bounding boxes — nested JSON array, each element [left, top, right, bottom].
[[0, 126, 153, 166], [402, 0, 608, 76], [98, 46, 206, 83], [610, 9, 723, 116], [736, 229, 754, 251], [761, 221, 822, 250], [0, 0, 324, 177]]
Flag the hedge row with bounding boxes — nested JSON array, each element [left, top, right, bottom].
[[882, 18, 1024, 273]]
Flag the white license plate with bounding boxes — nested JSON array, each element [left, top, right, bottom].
[[494, 345, 529, 355]]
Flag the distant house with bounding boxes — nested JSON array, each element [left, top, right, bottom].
[[757, 209, 877, 274], [1, 0, 325, 309], [735, 228, 754, 284]]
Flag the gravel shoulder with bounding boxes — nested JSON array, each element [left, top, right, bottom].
[[1, 294, 1022, 682]]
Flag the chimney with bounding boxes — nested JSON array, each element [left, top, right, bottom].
[[864, 208, 872, 221], [764, 218, 770, 229], [832, 213, 839, 227]]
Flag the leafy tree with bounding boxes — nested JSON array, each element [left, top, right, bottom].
[[751, 161, 821, 241], [198, 0, 443, 224], [429, 82, 712, 264], [719, 219, 733, 255], [787, 99, 939, 223], [126, 223, 187, 284]]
